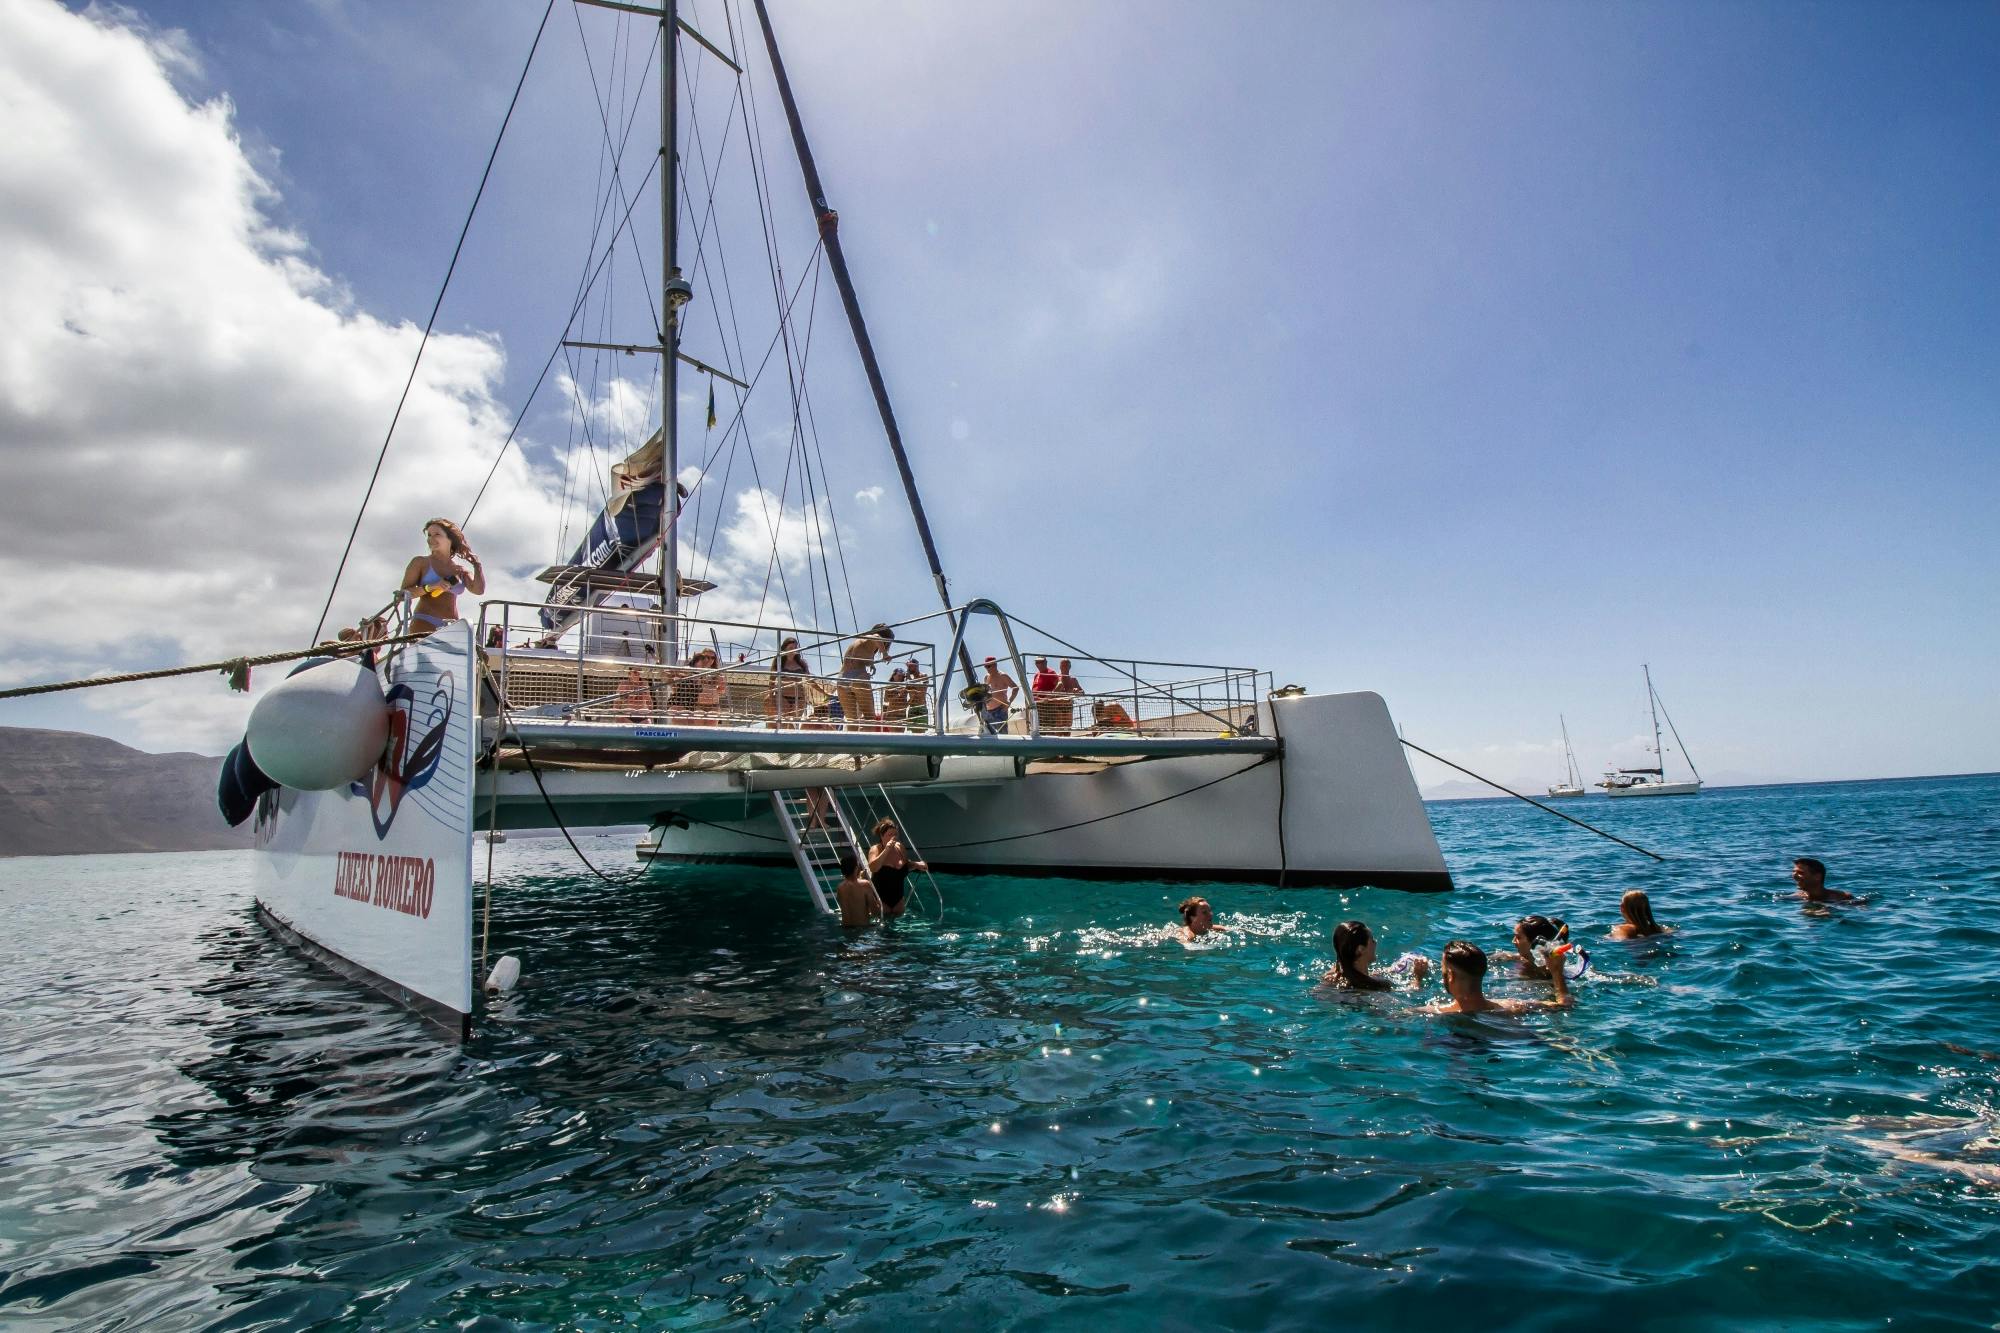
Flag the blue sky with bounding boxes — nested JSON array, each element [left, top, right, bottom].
[[2, 0, 1995, 789]]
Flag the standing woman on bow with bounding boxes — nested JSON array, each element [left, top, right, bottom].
[[401, 518, 486, 636]]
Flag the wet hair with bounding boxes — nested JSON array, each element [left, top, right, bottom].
[[1332, 920, 1390, 992], [838, 851, 858, 878], [872, 818, 898, 842], [1178, 896, 1210, 924], [1795, 856, 1826, 879], [423, 517, 468, 556], [1620, 890, 1662, 936], [870, 623, 893, 638], [1442, 939, 1488, 982], [1517, 915, 1568, 951]]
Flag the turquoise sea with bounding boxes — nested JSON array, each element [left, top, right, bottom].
[[3, 774, 1998, 1330]]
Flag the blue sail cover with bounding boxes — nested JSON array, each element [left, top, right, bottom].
[[539, 479, 667, 632]]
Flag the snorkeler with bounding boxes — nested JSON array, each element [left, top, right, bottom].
[[1793, 857, 1859, 905], [1322, 920, 1430, 991], [834, 851, 882, 929], [1175, 896, 1228, 942], [1430, 940, 1572, 1015], [1609, 890, 1672, 939], [1498, 914, 1571, 978]]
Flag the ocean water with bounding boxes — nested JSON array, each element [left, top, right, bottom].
[[2, 775, 1998, 1331]]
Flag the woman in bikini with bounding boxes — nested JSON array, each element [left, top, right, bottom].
[[769, 637, 811, 722], [400, 518, 486, 636]]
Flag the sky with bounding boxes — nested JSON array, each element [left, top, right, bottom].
[[0, 0, 1994, 794]]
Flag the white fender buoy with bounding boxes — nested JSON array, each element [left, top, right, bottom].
[[484, 955, 522, 995], [245, 657, 390, 790]]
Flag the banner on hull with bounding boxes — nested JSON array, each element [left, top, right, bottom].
[[253, 624, 478, 1028]]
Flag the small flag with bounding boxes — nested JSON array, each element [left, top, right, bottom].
[[706, 380, 717, 430]]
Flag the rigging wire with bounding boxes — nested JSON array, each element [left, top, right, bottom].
[[461, 149, 664, 526], [309, 0, 558, 644]]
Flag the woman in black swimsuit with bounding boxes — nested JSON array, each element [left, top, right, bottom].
[[865, 818, 926, 920]]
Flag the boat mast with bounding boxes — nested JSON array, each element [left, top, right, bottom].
[[658, 0, 684, 664], [749, 0, 974, 679], [1560, 714, 1580, 787], [1643, 664, 1663, 776]]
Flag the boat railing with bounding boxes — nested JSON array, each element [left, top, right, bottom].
[[474, 600, 943, 734]]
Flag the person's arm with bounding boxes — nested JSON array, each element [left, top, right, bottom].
[[399, 556, 426, 594], [1408, 955, 1431, 988], [1545, 951, 1574, 1008], [459, 550, 486, 596]]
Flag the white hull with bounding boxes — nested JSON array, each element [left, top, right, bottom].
[[1604, 779, 1701, 798], [252, 624, 479, 1032], [1546, 785, 1586, 799], [627, 691, 1449, 890]]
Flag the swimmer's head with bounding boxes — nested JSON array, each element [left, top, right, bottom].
[[838, 851, 858, 879], [1442, 939, 1488, 992], [1332, 920, 1375, 979], [1179, 896, 1213, 933], [1514, 915, 1567, 955], [1793, 857, 1826, 889], [1620, 890, 1659, 933]]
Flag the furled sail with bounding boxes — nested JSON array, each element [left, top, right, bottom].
[[540, 430, 670, 632]]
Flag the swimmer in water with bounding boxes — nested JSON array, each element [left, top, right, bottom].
[[1793, 856, 1859, 905], [1608, 890, 1672, 939], [1176, 896, 1228, 942], [1497, 914, 1570, 978], [834, 851, 882, 929], [1322, 920, 1430, 991], [1429, 940, 1572, 1016]]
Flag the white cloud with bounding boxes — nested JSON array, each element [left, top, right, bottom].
[[854, 485, 884, 504], [0, 1, 562, 750]]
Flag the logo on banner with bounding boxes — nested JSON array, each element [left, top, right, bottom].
[[352, 673, 455, 839]]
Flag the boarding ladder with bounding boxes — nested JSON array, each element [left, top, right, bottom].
[[770, 785, 946, 918], [770, 788, 864, 915]]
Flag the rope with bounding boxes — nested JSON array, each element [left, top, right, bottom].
[[309, 0, 558, 644], [922, 754, 1278, 851], [0, 636, 426, 701], [1397, 737, 1665, 862]]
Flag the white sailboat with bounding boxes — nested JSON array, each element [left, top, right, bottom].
[[238, 0, 1452, 1033], [1599, 666, 1702, 798], [1547, 715, 1585, 799]]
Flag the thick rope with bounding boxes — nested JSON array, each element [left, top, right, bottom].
[[0, 636, 426, 701]]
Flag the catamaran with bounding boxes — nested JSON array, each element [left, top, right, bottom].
[[233, 0, 1452, 1034], [1599, 666, 1701, 798], [1547, 714, 1586, 799]]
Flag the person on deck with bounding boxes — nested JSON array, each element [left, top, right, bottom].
[[839, 623, 896, 725], [1793, 856, 1859, 905], [979, 656, 1017, 735], [400, 518, 485, 636], [1049, 658, 1084, 736], [882, 667, 909, 729], [902, 659, 931, 733], [770, 637, 811, 722], [1429, 940, 1573, 1016], [1030, 657, 1065, 734], [835, 851, 883, 929], [865, 818, 928, 921], [688, 646, 725, 718], [617, 663, 652, 722]]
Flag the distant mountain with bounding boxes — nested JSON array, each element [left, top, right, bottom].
[[0, 727, 250, 856], [1422, 778, 1507, 801]]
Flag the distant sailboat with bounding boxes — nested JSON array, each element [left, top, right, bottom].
[[1547, 715, 1586, 798], [1599, 666, 1702, 798]]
